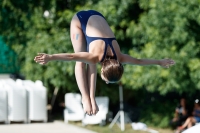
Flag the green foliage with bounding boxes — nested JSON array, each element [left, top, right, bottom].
[[140, 100, 174, 128], [123, 0, 200, 94], [0, 36, 19, 73], [0, 0, 141, 97], [1, 0, 200, 127]]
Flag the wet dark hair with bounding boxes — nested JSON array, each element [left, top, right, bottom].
[[101, 59, 124, 83]]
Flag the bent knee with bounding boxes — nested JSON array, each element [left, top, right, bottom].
[[188, 117, 194, 121]]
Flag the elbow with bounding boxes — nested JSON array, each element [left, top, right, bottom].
[[89, 55, 99, 64], [90, 57, 98, 64]]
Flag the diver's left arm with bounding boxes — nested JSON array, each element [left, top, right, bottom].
[[120, 54, 175, 68]]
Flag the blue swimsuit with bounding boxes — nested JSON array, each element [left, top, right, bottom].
[[194, 109, 200, 122], [76, 10, 117, 62]]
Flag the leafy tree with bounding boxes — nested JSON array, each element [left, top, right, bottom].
[[123, 0, 200, 95], [0, 36, 19, 73], [1, 0, 200, 100], [0, 0, 141, 97], [1, 0, 200, 127]]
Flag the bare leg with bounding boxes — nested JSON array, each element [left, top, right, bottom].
[[70, 15, 92, 115], [187, 117, 196, 128], [187, 122, 192, 128], [87, 64, 99, 115], [181, 117, 192, 129]]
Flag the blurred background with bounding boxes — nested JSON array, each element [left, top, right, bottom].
[[0, 0, 200, 132]]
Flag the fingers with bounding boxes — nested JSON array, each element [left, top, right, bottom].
[[164, 59, 175, 68], [34, 57, 43, 62], [34, 55, 42, 61], [34, 53, 45, 61], [34, 55, 41, 60], [168, 59, 175, 65], [161, 58, 175, 68], [34, 54, 47, 65], [34, 57, 43, 61]]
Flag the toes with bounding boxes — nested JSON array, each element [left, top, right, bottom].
[[92, 110, 97, 115], [92, 109, 99, 115], [89, 111, 92, 115], [85, 110, 92, 116], [86, 111, 92, 116], [86, 109, 99, 115], [95, 110, 99, 115]]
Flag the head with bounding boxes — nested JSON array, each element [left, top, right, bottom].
[[180, 98, 186, 107], [194, 99, 200, 108], [101, 59, 124, 84]]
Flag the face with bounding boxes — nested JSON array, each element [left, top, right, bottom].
[[194, 103, 199, 108], [180, 98, 186, 106]]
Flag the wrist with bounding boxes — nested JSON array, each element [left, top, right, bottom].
[[48, 54, 53, 61], [157, 60, 162, 65]]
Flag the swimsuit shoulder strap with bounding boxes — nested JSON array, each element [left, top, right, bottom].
[[100, 38, 117, 62]]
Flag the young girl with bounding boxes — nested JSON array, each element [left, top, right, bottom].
[[177, 99, 200, 132], [34, 10, 175, 115]]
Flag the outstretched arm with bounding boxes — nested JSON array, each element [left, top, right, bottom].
[[120, 54, 175, 68], [34, 52, 98, 65]]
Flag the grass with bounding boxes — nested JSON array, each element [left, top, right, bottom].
[[68, 121, 174, 133]]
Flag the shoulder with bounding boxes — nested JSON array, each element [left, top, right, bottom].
[[111, 41, 123, 61]]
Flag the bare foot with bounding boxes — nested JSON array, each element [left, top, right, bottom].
[[90, 98, 99, 115], [82, 97, 92, 115]]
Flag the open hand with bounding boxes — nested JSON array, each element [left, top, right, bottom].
[[160, 59, 175, 68], [34, 53, 51, 65]]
